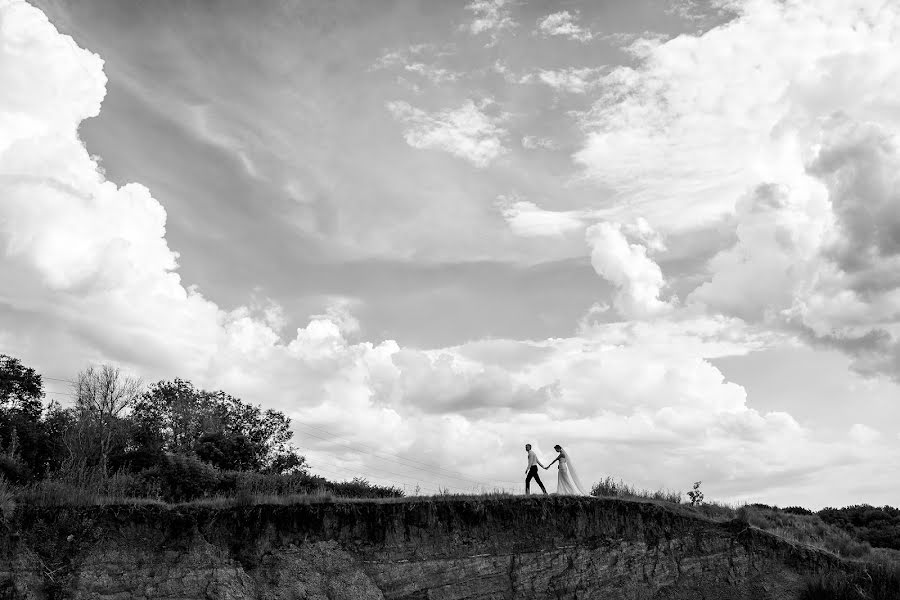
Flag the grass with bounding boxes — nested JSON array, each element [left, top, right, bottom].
[[735, 504, 873, 560], [1, 467, 896, 570], [591, 476, 683, 504]]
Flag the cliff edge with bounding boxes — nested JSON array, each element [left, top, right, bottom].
[[0, 496, 889, 599]]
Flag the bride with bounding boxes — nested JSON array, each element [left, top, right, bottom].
[[545, 444, 588, 496]]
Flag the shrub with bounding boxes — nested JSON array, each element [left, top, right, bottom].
[[590, 476, 682, 504], [687, 481, 704, 506], [328, 477, 403, 499], [736, 504, 873, 560], [784, 505, 814, 516], [819, 505, 900, 551], [0, 454, 28, 484], [152, 453, 221, 502]]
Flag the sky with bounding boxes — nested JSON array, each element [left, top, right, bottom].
[[2, 0, 900, 508]]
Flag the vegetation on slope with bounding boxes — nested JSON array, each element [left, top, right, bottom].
[[0, 353, 401, 509]]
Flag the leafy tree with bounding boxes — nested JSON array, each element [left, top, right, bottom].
[[196, 431, 256, 471], [818, 505, 900, 551], [133, 379, 304, 473], [0, 354, 49, 480], [0, 354, 43, 418]]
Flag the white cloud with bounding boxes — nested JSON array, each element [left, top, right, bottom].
[[522, 67, 605, 94], [403, 62, 461, 84], [665, 0, 738, 23], [586, 222, 674, 318], [387, 99, 508, 167], [574, 0, 900, 380], [4, 0, 900, 506], [536, 11, 593, 42], [463, 0, 516, 45], [499, 197, 585, 237], [849, 423, 882, 445], [521, 135, 559, 150]]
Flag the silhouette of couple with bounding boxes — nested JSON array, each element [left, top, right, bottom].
[[524, 443, 587, 496]]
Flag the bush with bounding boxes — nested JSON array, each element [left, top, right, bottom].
[[328, 477, 403, 499], [0, 454, 29, 484], [151, 453, 221, 502], [590, 476, 681, 504], [784, 505, 814, 516], [819, 505, 900, 551], [218, 470, 324, 497], [736, 504, 873, 560]]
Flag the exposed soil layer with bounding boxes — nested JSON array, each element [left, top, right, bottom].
[[0, 496, 891, 599]]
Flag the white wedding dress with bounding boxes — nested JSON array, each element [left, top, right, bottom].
[[555, 448, 588, 496]]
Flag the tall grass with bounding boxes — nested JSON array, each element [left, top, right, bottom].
[[3, 455, 404, 509], [737, 504, 873, 560], [590, 476, 683, 504], [800, 565, 900, 600], [0, 475, 16, 520]]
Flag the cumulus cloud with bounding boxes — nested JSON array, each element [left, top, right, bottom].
[[463, 0, 516, 45], [387, 99, 508, 167], [499, 197, 585, 237], [849, 423, 882, 445], [402, 62, 461, 84], [665, 0, 738, 23], [586, 222, 673, 318], [521, 67, 605, 94], [521, 135, 559, 150], [536, 11, 593, 42], [574, 0, 900, 381], [4, 0, 899, 505]]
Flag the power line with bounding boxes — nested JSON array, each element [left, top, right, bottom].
[[0, 373, 74, 385]]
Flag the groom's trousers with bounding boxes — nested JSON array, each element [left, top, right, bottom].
[[525, 465, 547, 494]]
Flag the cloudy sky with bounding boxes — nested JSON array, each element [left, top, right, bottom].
[[2, 0, 900, 508]]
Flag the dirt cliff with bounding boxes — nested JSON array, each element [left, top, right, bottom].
[[0, 496, 889, 599]]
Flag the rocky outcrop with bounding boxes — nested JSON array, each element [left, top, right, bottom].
[[0, 496, 886, 599]]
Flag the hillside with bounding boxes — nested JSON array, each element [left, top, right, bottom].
[[1, 495, 897, 600]]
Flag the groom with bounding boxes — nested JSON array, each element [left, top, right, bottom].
[[524, 443, 548, 495]]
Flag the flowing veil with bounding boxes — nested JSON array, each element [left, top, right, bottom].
[[560, 446, 588, 496], [531, 443, 549, 468]]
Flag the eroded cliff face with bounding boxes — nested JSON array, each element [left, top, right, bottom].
[[0, 496, 879, 599]]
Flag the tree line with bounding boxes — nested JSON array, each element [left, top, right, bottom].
[[818, 505, 900, 551], [0, 354, 401, 502]]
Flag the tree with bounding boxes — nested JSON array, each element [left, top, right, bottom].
[[0, 354, 48, 481], [0, 354, 43, 418], [71, 365, 142, 473], [133, 379, 304, 472]]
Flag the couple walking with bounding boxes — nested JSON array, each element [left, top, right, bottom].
[[524, 443, 587, 496]]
